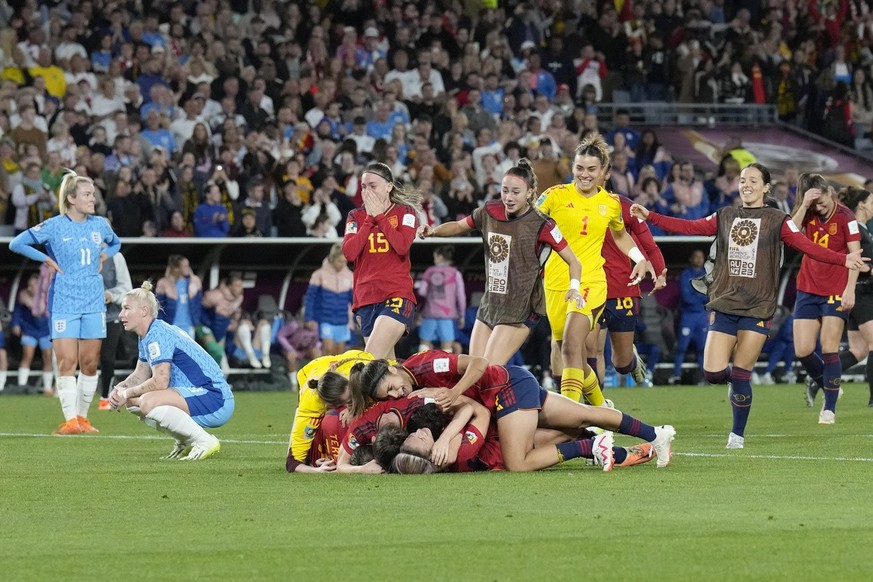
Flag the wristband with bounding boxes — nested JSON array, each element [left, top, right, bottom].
[[628, 247, 645, 265], [569, 279, 580, 291]]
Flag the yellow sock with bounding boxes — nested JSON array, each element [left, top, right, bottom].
[[582, 369, 605, 406], [560, 367, 584, 403]]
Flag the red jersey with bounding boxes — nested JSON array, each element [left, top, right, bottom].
[[307, 410, 347, 464], [796, 204, 859, 296], [401, 350, 511, 412], [342, 203, 418, 309], [342, 397, 426, 454], [602, 195, 666, 298], [452, 423, 504, 472]]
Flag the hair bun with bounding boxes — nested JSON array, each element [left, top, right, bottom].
[[141, 280, 154, 292]]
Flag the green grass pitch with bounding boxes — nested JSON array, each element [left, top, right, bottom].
[[1, 384, 872, 581]]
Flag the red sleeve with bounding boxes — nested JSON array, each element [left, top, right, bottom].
[[781, 220, 847, 266], [454, 425, 485, 465], [648, 212, 718, 236], [374, 206, 415, 254], [575, 58, 590, 76], [628, 212, 666, 274], [285, 450, 303, 472], [538, 219, 569, 252], [464, 215, 475, 229], [342, 209, 375, 261], [598, 60, 607, 77]]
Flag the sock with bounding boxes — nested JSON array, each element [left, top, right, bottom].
[[613, 447, 628, 464], [840, 351, 859, 372], [615, 355, 636, 375], [258, 325, 272, 362], [145, 405, 213, 447], [57, 375, 78, 421], [0, 371, 6, 391], [238, 326, 257, 360], [822, 352, 841, 413], [798, 353, 824, 388], [204, 339, 224, 364], [42, 372, 53, 392], [581, 369, 606, 406], [560, 367, 584, 403], [729, 367, 753, 437], [17, 367, 30, 387], [586, 357, 600, 385], [618, 412, 657, 441], [556, 438, 592, 462], [76, 374, 99, 418], [867, 352, 873, 401]]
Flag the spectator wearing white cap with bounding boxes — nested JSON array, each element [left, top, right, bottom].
[[361, 27, 386, 73]]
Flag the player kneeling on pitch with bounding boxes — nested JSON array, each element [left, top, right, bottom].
[[109, 281, 235, 460]]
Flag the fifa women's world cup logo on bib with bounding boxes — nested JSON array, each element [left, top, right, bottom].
[[487, 233, 511, 294], [728, 218, 760, 277]]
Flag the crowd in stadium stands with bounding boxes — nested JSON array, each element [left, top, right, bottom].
[[1, 0, 873, 238]]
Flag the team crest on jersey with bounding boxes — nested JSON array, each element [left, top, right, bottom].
[[465, 430, 478, 445], [828, 223, 838, 235], [91, 231, 101, 244], [148, 341, 161, 359], [433, 358, 450, 373], [388, 215, 398, 228], [54, 319, 67, 333], [598, 204, 608, 216]]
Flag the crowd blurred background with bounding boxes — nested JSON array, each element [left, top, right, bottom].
[[2, 0, 873, 239]]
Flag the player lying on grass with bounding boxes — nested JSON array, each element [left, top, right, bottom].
[[373, 397, 657, 473], [285, 349, 377, 473], [108, 281, 234, 461], [344, 350, 675, 472]]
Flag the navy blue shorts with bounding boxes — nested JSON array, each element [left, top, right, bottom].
[[597, 296, 639, 333], [709, 310, 771, 337], [794, 290, 847, 321], [354, 297, 415, 337], [494, 366, 548, 419]]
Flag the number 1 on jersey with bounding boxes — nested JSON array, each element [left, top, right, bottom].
[[580, 216, 589, 236]]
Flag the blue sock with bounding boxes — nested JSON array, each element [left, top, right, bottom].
[[822, 352, 841, 412], [556, 439, 592, 462], [618, 412, 657, 441], [613, 447, 628, 464], [799, 353, 825, 388], [729, 367, 753, 436]]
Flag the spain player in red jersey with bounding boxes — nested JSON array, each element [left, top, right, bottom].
[[342, 162, 422, 360], [335, 396, 430, 473], [791, 174, 861, 424], [587, 191, 666, 386], [631, 163, 867, 448], [348, 350, 676, 471], [418, 159, 584, 365]]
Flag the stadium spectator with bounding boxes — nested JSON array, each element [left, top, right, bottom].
[[10, 270, 53, 395], [303, 243, 354, 356], [193, 182, 230, 237]]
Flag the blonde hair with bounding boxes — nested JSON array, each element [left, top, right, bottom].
[[327, 242, 345, 263], [574, 132, 611, 172], [363, 161, 423, 213], [57, 169, 95, 215], [124, 280, 159, 318]]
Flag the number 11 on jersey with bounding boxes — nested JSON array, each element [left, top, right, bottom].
[[80, 248, 92, 265]]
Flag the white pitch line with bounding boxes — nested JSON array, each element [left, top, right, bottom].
[[0, 432, 286, 445], [3, 432, 873, 462], [675, 452, 873, 462]]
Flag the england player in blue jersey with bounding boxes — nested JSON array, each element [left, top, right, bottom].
[[109, 281, 234, 460], [9, 171, 121, 434]]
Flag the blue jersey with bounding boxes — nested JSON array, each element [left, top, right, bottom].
[[138, 319, 233, 400], [172, 278, 193, 330], [20, 215, 120, 315]]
